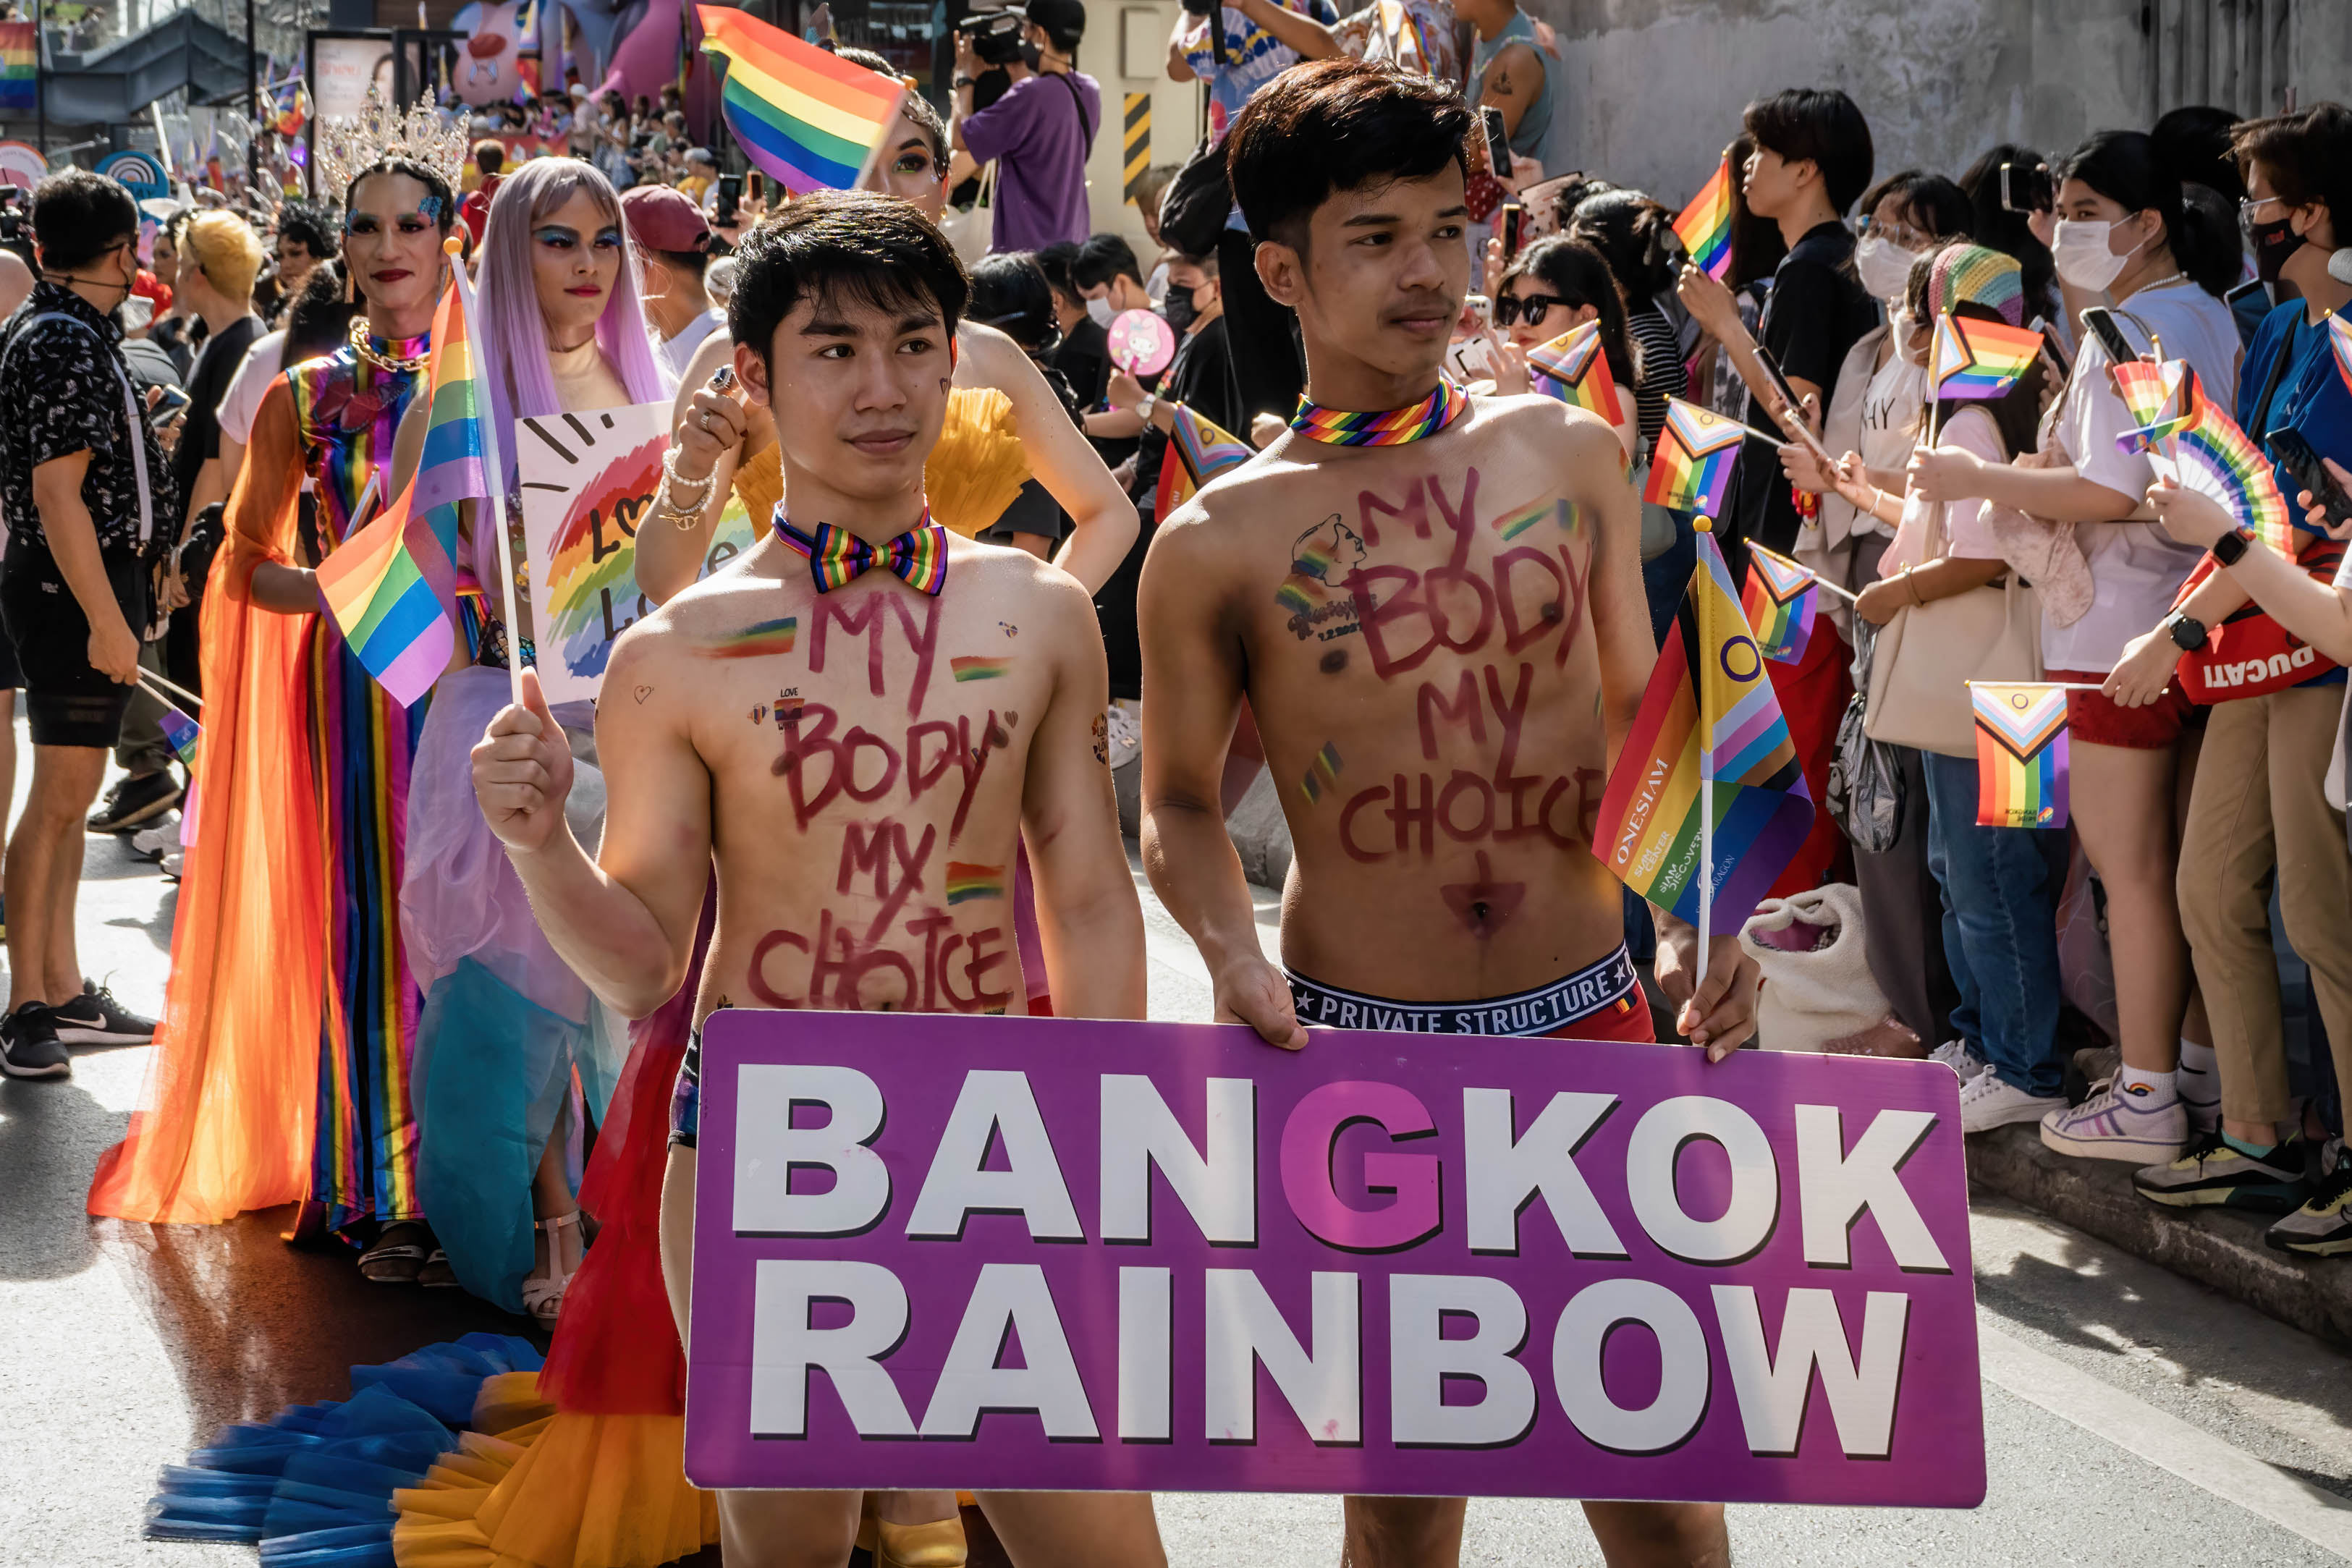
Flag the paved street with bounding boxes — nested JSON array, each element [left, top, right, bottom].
[[5, 739, 2352, 1565]]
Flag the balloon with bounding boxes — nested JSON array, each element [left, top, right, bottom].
[[1108, 308, 1175, 378]]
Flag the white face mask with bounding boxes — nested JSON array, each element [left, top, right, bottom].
[[2052, 217, 2146, 293], [1854, 235, 1916, 304], [1086, 295, 1114, 328]]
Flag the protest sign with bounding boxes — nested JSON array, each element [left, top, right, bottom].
[[685, 1011, 1983, 1506], [517, 401, 763, 703]]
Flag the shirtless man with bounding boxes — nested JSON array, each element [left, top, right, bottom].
[[471, 191, 1164, 1568], [1138, 60, 1752, 1568]]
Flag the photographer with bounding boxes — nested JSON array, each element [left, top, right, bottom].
[[951, 0, 1099, 252]]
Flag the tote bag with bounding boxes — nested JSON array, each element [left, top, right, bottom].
[[940, 161, 997, 265], [1863, 501, 2041, 758]]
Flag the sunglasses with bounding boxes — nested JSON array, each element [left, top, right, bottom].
[[1494, 292, 1575, 327]]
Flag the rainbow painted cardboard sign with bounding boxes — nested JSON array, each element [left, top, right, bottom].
[[683, 1010, 1984, 1505]]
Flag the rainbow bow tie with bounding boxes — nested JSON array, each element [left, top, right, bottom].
[[772, 508, 950, 596]]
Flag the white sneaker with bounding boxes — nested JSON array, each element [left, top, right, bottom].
[[1104, 701, 1141, 770], [1929, 1038, 1987, 1082], [2039, 1077, 2188, 1164], [129, 810, 181, 860], [1959, 1070, 2065, 1133], [160, 848, 185, 881]]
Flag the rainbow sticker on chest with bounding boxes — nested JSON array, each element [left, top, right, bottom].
[[950, 656, 1013, 682]]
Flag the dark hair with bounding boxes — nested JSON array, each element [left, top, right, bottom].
[[837, 45, 947, 163], [1033, 238, 1081, 303], [726, 190, 968, 373], [1958, 144, 2055, 325], [1742, 88, 1875, 216], [32, 169, 138, 272], [1071, 232, 1144, 292], [654, 246, 710, 282], [343, 158, 459, 237], [1857, 169, 1972, 242], [2232, 103, 2352, 254], [286, 261, 360, 363], [276, 201, 337, 260], [1227, 57, 1474, 250], [968, 251, 1057, 354], [1718, 133, 1785, 289], [475, 140, 505, 176], [1498, 235, 1640, 391], [1568, 188, 1678, 302], [2057, 130, 2241, 297], [2151, 104, 2245, 202]]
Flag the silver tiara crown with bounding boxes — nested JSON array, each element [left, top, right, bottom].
[[315, 90, 468, 205]]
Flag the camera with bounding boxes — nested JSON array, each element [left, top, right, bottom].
[[956, 9, 1027, 67]]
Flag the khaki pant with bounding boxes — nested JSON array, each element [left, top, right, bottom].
[[2177, 685, 2352, 1124]]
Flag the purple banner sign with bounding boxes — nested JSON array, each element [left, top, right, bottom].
[[685, 1011, 1983, 1506]]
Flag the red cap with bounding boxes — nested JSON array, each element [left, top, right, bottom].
[[621, 183, 711, 255]]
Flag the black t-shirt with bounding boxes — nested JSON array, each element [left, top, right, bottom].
[[170, 313, 262, 518], [1131, 317, 1240, 520], [1722, 221, 1876, 559]]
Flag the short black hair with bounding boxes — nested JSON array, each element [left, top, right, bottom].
[[276, 201, 337, 260], [1070, 232, 1143, 292], [1856, 169, 1972, 241], [1033, 238, 1081, 302], [1742, 88, 1875, 216], [475, 139, 506, 176], [1958, 144, 2055, 323], [2231, 103, 2352, 248], [727, 190, 968, 373], [2152, 104, 2245, 202], [286, 261, 360, 362], [1228, 58, 1473, 251], [32, 169, 138, 273], [968, 252, 1057, 352], [655, 246, 711, 282]]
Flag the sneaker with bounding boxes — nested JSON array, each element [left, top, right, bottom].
[[0, 1002, 70, 1079], [1959, 1070, 2065, 1132], [1930, 1039, 1987, 1082], [129, 810, 182, 860], [50, 978, 156, 1045], [2040, 1077, 2189, 1164], [161, 848, 184, 881], [86, 771, 183, 833], [2266, 1151, 2352, 1258], [2132, 1128, 2310, 1211], [1104, 702, 1141, 771]]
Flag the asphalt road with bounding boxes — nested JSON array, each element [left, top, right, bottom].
[[4, 742, 2351, 1566]]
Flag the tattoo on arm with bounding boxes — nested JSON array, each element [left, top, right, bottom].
[[1092, 710, 1110, 766]]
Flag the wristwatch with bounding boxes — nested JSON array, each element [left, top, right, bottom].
[[952, 75, 977, 89], [2165, 609, 2209, 651], [2210, 526, 2254, 567]]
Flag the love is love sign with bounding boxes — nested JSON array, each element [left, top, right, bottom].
[[684, 1012, 1983, 1506]]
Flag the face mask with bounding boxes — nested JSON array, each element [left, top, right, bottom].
[[1086, 295, 1114, 328], [1163, 285, 1196, 336], [2247, 213, 2301, 284], [2052, 217, 2146, 293], [1855, 235, 1916, 304]]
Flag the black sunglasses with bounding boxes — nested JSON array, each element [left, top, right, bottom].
[[1494, 292, 1574, 327]]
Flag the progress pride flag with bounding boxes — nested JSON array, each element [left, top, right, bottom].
[[684, 1012, 1984, 1506]]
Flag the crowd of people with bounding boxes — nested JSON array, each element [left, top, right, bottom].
[[0, 1, 2348, 1564]]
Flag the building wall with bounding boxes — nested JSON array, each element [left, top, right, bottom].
[[1079, 1, 1202, 253]]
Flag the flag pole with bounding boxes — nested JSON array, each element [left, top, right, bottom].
[[445, 236, 525, 708], [1694, 513, 1716, 967]]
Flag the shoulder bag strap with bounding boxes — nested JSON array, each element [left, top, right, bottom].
[[1054, 71, 1094, 145], [2, 311, 152, 548]]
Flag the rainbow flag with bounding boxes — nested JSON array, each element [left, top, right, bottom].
[[1642, 398, 1744, 517], [698, 5, 904, 195], [1741, 544, 1817, 664], [1671, 159, 1735, 281], [944, 862, 1005, 904], [1526, 321, 1623, 428], [1154, 402, 1253, 520], [412, 272, 491, 580], [950, 656, 1012, 682], [313, 477, 458, 708], [2330, 311, 2352, 402], [0, 22, 34, 114], [1593, 527, 1812, 933], [1973, 683, 2069, 829], [2112, 358, 2296, 555], [158, 704, 201, 769], [1931, 314, 2043, 401]]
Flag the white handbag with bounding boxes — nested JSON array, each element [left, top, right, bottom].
[[939, 161, 997, 264]]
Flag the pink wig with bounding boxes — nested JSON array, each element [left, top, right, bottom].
[[473, 158, 672, 587]]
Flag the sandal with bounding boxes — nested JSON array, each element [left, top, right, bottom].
[[357, 1220, 430, 1284], [520, 1211, 583, 1325]]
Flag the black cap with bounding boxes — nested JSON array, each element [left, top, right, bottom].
[[1018, 0, 1086, 48]]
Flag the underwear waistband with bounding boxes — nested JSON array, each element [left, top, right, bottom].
[[1285, 945, 1642, 1038]]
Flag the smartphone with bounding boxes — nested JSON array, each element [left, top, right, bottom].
[[2027, 313, 2072, 382], [1500, 200, 1524, 258], [1998, 158, 2051, 215], [714, 172, 743, 229], [745, 168, 765, 206], [1481, 107, 1510, 179], [2266, 427, 2352, 530], [2079, 305, 2139, 365]]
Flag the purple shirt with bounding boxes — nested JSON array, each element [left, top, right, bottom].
[[961, 69, 1099, 253]]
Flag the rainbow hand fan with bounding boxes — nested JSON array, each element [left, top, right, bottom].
[[1672, 160, 1735, 281], [1526, 321, 1623, 428], [2112, 358, 2296, 554], [1643, 398, 1744, 517]]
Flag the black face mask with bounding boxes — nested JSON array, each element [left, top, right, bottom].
[[2249, 215, 2301, 284], [1162, 286, 1196, 336]]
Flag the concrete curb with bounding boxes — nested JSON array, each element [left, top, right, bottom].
[[1966, 1123, 2352, 1349]]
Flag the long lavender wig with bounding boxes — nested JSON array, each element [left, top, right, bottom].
[[473, 158, 672, 585]]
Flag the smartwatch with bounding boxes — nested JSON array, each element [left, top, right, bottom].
[[2165, 610, 2209, 652], [2210, 526, 2254, 567]]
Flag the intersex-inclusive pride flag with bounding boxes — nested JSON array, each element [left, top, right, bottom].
[[698, 6, 904, 195], [2112, 357, 2296, 555], [1154, 402, 1253, 518], [1930, 314, 2043, 401], [1643, 398, 1744, 518], [1526, 320, 1623, 428], [1972, 682, 2069, 829], [1594, 525, 1812, 933], [312, 477, 458, 709], [1672, 158, 1735, 280], [1740, 544, 1817, 665]]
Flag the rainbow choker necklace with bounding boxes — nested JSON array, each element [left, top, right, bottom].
[[1289, 378, 1471, 446]]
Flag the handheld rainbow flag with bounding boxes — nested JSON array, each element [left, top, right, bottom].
[[2330, 311, 2352, 402], [1741, 544, 1817, 664], [1931, 314, 2044, 401], [2112, 357, 2296, 555], [1526, 321, 1623, 428], [1643, 398, 1744, 517], [1972, 682, 2069, 829], [0, 22, 35, 114], [1594, 522, 1813, 936], [1672, 158, 1735, 280], [157, 705, 202, 769], [411, 267, 491, 582], [312, 477, 459, 710], [1154, 402, 1253, 519], [699, 6, 905, 195]]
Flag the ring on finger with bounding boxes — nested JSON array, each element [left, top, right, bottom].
[[699, 410, 713, 432]]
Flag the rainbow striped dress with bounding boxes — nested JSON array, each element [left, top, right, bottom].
[[287, 331, 431, 1239]]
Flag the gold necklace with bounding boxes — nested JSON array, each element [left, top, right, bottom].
[[347, 315, 431, 375]]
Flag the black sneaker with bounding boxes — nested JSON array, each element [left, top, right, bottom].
[[2267, 1153, 2352, 1258], [2132, 1127, 2311, 1212], [51, 978, 157, 1045], [86, 771, 184, 833], [1, 1003, 70, 1079]]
